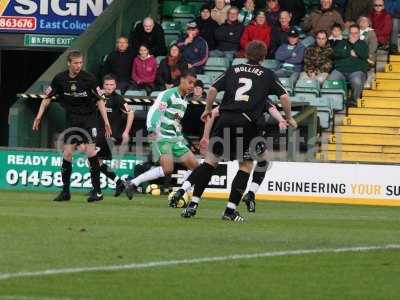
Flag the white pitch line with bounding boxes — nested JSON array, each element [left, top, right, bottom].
[[0, 244, 399, 282]]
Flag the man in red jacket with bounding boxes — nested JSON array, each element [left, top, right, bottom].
[[370, 0, 393, 48], [240, 11, 272, 54]]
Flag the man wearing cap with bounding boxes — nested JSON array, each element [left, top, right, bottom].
[[240, 11, 272, 54], [176, 21, 209, 73], [274, 27, 305, 83]]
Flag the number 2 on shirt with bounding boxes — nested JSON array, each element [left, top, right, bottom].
[[235, 78, 252, 102]]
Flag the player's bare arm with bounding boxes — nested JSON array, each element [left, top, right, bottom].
[[97, 99, 112, 138], [32, 97, 53, 131], [201, 87, 218, 122], [122, 107, 134, 144], [267, 105, 288, 130], [279, 94, 297, 128]]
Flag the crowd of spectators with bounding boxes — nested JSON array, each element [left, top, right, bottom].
[[102, 0, 400, 106]]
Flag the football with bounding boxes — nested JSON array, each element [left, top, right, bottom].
[[168, 191, 190, 208], [145, 184, 161, 196]]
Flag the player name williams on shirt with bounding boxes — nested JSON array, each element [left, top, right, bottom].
[[233, 65, 264, 77]]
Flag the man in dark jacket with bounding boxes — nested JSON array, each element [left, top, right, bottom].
[[210, 6, 245, 63], [103, 36, 135, 94], [269, 10, 292, 58], [130, 17, 167, 57], [196, 4, 219, 50], [328, 24, 369, 106]]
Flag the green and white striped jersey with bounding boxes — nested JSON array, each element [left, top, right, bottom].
[[147, 87, 188, 141]]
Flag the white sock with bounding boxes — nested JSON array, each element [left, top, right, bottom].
[[181, 180, 192, 192], [227, 202, 236, 210], [181, 170, 192, 182], [249, 182, 260, 194], [131, 166, 165, 186], [191, 196, 201, 204]]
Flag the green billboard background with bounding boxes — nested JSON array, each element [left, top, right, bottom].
[[0, 148, 144, 192]]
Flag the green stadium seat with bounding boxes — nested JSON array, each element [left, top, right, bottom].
[[162, 20, 183, 34], [294, 79, 320, 104], [164, 34, 180, 47], [173, 4, 196, 17], [150, 91, 162, 97], [161, 1, 182, 18], [204, 57, 229, 71], [216, 91, 225, 103], [156, 56, 166, 65], [196, 74, 213, 87], [125, 90, 147, 97], [278, 77, 294, 95], [232, 58, 247, 66], [261, 59, 279, 70], [317, 109, 331, 129], [204, 71, 224, 82], [321, 80, 346, 111], [115, 89, 122, 95]]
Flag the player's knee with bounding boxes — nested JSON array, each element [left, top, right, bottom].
[[63, 151, 73, 161], [162, 165, 173, 176]]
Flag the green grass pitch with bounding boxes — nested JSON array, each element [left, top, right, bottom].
[[0, 191, 400, 300]]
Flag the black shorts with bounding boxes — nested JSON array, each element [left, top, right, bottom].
[[96, 131, 123, 160], [210, 112, 267, 161], [63, 115, 97, 145]]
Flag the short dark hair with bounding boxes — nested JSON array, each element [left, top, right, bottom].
[[182, 68, 197, 79], [331, 22, 342, 30], [349, 24, 360, 31], [245, 41, 267, 62], [67, 50, 83, 62], [316, 30, 328, 38], [103, 74, 117, 83]]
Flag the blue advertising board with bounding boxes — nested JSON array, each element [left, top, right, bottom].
[[0, 0, 112, 34]]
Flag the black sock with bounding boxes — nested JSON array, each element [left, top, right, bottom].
[[61, 159, 72, 193], [99, 163, 117, 181], [88, 156, 101, 194], [190, 163, 216, 198], [253, 160, 269, 186], [226, 170, 250, 213]]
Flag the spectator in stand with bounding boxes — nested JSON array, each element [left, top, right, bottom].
[[345, 0, 373, 24], [333, 0, 348, 18], [156, 44, 188, 91], [385, 0, 400, 52], [300, 30, 333, 84], [176, 21, 209, 73], [278, 0, 306, 26], [358, 16, 378, 88], [188, 80, 207, 101], [103, 36, 135, 94], [302, 0, 345, 37], [240, 11, 272, 55], [265, 0, 282, 27], [328, 24, 369, 106], [211, 6, 245, 63], [211, 0, 231, 25], [196, 4, 219, 51], [358, 16, 378, 65], [275, 28, 305, 82], [370, 0, 393, 49], [329, 23, 344, 47], [130, 44, 157, 95], [239, 0, 256, 25], [269, 11, 292, 58], [129, 17, 167, 57]]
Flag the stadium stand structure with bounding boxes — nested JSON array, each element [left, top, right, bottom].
[[317, 54, 400, 164]]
